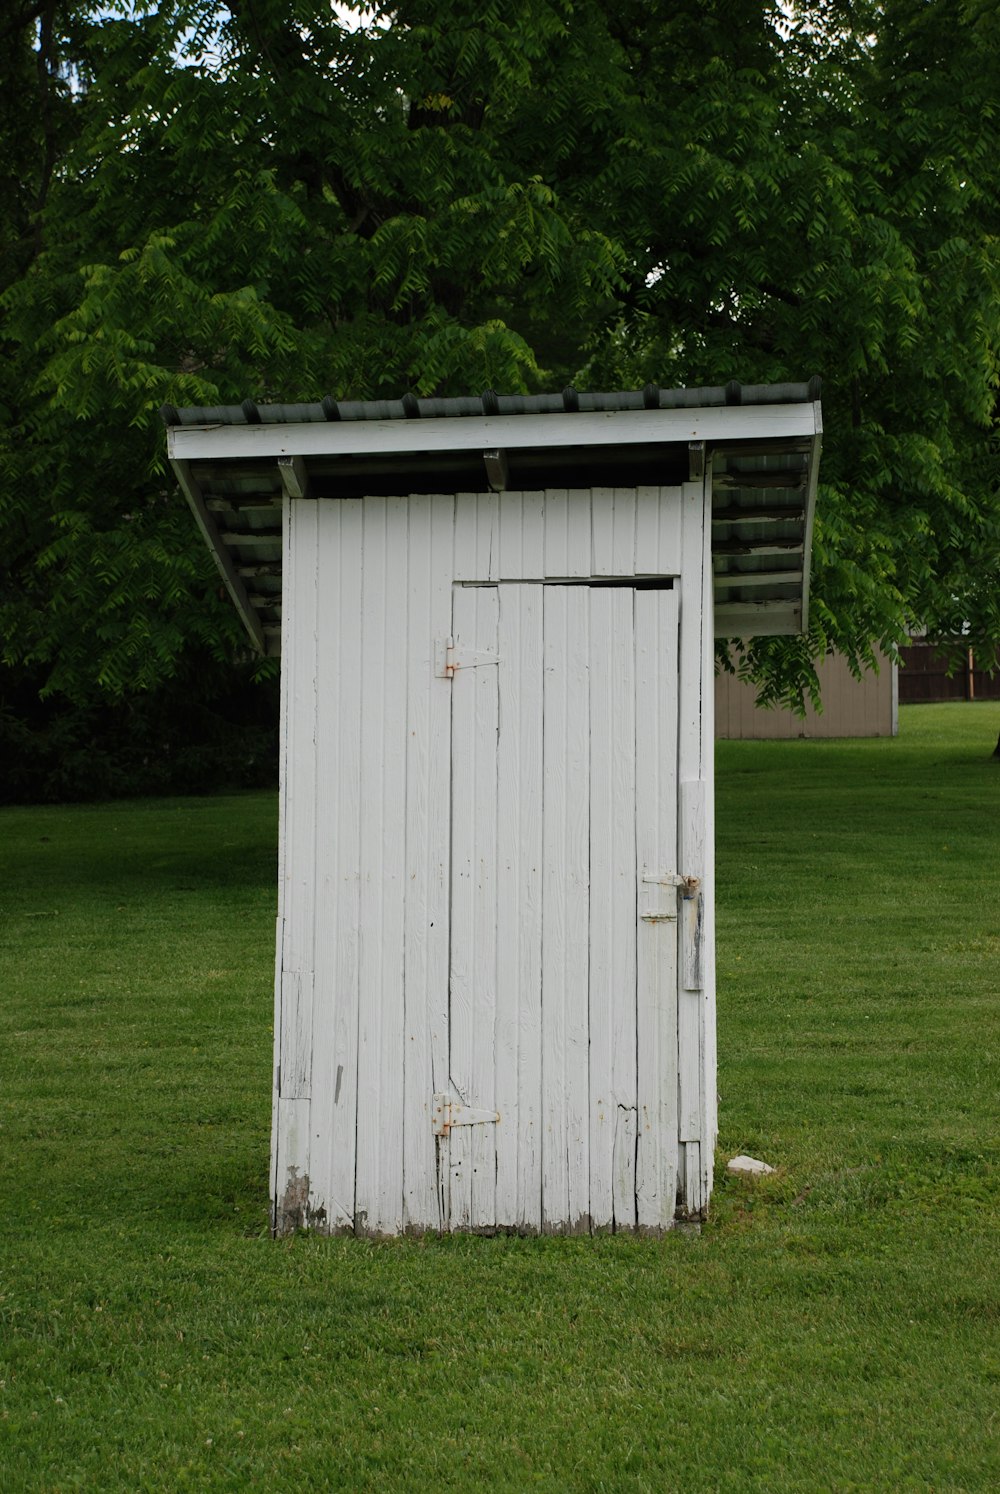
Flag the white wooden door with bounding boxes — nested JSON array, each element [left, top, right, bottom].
[[442, 581, 680, 1233]]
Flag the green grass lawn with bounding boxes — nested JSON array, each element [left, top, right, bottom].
[[1, 703, 998, 1491]]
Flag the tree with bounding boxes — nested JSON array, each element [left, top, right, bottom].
[[2, 0, 627, 711], [1, 0, 998, 759], [581, 0, 1000, 700]]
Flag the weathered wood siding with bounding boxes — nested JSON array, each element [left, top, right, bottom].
[[273, 484, 715, 1234], [715, 651, 897, 739], [677, 482, 716, 1218]]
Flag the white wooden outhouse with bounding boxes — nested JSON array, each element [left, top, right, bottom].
[[166, 382, 821, 1235]]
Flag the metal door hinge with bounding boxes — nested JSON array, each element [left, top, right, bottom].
[[432, 1093, 500, 1136], [434, 637, 500, 678]]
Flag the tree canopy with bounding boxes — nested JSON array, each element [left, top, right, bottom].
[[2, 0, 999, 745]]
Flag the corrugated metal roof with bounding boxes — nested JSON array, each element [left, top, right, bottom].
[[161, 379, 821, 430], [165, 383, 821, 653]]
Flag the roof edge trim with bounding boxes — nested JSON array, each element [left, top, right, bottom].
[[167, 403, 820, 465]]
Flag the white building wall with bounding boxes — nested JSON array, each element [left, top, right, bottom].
[[272, 485, 716, 1235]]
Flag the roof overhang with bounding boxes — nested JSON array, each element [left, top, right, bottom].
[[165, 385, 822, 656]]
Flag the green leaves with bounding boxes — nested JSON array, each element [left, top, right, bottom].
[[2, 0, 1000, 712]]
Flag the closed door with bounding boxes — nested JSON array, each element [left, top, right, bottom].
[[443, 581, 680, 1232]]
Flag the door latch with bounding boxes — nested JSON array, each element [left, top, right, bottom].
[[639, 871, 700, 921]]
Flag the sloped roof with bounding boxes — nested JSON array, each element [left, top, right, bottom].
[[164, 381, 821, 655]]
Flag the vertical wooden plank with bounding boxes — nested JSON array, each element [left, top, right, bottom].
[[498, 490, 523, 578], [680, 781, 706, 995], [470, 580, 500, 1231], [308, 499, 363, 1230], [402, 494, 454, 1232], [589, 583, 615, 1227], [480, 491, 500, 580], [591, 488, 615, 575], [677, 477, 716, 1218], [497, 489, 545, 580], [453, 490, 477, 582], [495, 584, 544, 1229], [401, 493, 432, 1231], [634, 486, 657, 576], [270, 494, 292, 1227], [354, 494, 387, 1235], [279, 972, 314, 1096], [279, 499, 319, 1096], [329, 499, 364, 1229], [447, 582, 475, 1230], [635, 586, 680, 1231], [698, 482, 718, 1206], [378, 495, 409, 1234], [543, 489, 569, 577], [678, 482, 708, 786], [353, 496, 408, 1235], [699, 552, 719, 1174], [587, 587, 638, 1230], [272, 1097, 313, 1233], [682, 1142, 702, 1216], [541, 586, 591, 1231], [612, 488, 637, 577], [542, 489, 591, 577], [428, 500, 455, 1127], [454, 491, 498, 581], [678, 778, 705, 1148], [521, 491, 545, 580], [269, 913, 283, 1223], [635, 485, 682, 575], [493, 581, 519, 1228], [273, 497, 318, 1226], [566, 491, 591, 576], [610, 587, 638, 1232], [448, 583, 500, 1230]]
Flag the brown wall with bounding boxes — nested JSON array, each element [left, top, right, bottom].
[[715, 652, 897, 739]]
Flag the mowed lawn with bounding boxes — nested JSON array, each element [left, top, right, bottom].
[[0, 703, 997, 1491]]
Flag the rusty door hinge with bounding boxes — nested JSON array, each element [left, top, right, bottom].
[[434, 637, 500, 678], [432, 1094, 500, 1136]]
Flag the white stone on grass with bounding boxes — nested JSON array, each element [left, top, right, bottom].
[[727, 1154, 774, 1177]]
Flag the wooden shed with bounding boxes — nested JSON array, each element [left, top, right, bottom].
[[165, 382, 821, 1235]]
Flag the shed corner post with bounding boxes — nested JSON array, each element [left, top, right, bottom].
[[676, 475, 718, 1222], [270, 493, 317, 1235]]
